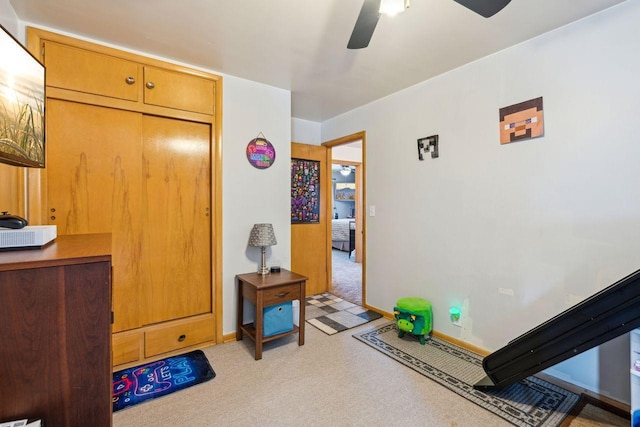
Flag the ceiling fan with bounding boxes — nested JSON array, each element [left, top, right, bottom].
[[347, 0, 513, 49]]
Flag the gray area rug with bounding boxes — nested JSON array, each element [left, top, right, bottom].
[[354, 323, 580, 427], [306, 292, 381, 335]]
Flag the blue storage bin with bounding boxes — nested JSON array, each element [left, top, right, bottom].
[[262, 301, 293, 337]]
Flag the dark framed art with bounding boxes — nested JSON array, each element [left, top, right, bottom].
[[291, 158, 320, 223]]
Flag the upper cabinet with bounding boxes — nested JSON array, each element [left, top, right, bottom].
[[36, 31, 218, 121], [143, 66, 214, 115], [44, 41, 140, 102]]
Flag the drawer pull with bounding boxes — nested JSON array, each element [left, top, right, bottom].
[[125, 76, 135, 85], [178, 334, 186, 342], [275, 291, 290, 298], [146, 81, 155, 89]]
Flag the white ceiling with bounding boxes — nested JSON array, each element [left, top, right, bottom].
[[10, 0, 627, 122]]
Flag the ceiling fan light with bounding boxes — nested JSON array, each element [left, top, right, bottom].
[[379, 0, 407, 16], [340, 166, 352, 176]]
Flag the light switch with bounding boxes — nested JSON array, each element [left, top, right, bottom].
[[369, 206, 376, 217]]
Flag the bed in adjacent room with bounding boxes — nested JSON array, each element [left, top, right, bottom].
[[332, 218, 355, 252]]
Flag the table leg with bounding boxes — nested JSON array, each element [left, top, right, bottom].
[[255, 291, 263, 360], [236, 281, 244, 341], [299, 281, 306, 346]]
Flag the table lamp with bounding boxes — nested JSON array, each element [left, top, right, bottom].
[[248, 223, 277, 275]]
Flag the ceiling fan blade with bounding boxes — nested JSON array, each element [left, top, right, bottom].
[[452, 0, 512, 18], [347, 0, 381, 49]]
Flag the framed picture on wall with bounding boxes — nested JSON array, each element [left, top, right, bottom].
[[335, 183, 356, 201], [291, 158, 320, 223]]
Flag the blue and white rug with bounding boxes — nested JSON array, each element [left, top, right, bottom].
[[305, 292, 381, 335]]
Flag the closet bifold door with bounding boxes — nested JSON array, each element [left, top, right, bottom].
[[140, 115, 212, 325], [46, 99, 144, 332]]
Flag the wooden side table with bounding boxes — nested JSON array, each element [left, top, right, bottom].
[[236, 269, 307, 360]]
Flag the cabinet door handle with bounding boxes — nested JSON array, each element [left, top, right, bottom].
[[275, 291, 290, 298], [146, 81, 155, 89], [125, 76, 135, 85], [178, 334, 186, 342]]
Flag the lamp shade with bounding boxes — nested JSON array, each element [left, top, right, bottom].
[[248, 223, 277, 247]]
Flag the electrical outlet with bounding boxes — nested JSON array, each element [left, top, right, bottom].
[[452, 315, 461, 327]]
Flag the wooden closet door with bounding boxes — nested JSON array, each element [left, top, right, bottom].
[[141, 115, 211, 325], [46, 99, 143, 332]]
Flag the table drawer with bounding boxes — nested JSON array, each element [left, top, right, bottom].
[[145, 317, 214, 358], [263, 283, 301, 306]]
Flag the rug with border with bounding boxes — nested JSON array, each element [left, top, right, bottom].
[[353, 322, 580, 427]]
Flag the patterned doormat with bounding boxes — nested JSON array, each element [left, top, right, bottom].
[[306, 292, 382, 335], [112, 350, 216, 412], [353, 323, 580, 427]]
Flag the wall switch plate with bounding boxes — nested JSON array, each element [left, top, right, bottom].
[[369, 205, 376, 216]]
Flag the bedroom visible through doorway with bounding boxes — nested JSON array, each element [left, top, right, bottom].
[[327, 135, 364, 306]]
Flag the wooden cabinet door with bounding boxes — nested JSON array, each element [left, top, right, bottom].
[[46, 99, 143, 332], [143, 66, 215, 115], [44, 41, 140, 101], [140, 115, 211, 325]]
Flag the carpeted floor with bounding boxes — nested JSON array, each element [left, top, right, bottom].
[[305, 292, 381, 335], [563, 400, 628, 426], [113, 317, 629, 426], [331, 248, 362, 305], [354, 322, 580, 427]]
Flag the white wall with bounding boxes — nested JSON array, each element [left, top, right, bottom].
[[222, 75, 291, 333], [292, 117, 321, 145], [332, 144, 362, 163], [0, 0, 18, 36], [322, 1, 639, 403]]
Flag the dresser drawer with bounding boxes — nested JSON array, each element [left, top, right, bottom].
[[145, 317, 214, 358], [263, 283, 301, 306], [112, 331, 142, 367]]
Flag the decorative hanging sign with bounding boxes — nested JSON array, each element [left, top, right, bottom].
[[246, 133, 276, 169]]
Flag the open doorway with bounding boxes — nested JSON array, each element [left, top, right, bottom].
[[324, 132, 365, 306]]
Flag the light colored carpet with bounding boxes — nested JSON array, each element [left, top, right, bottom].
[[112, 317, 625, 426], [564, 402, 628, 426], [331, 248, 362, 305]]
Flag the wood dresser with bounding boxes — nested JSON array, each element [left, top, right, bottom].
[[0, 233, 112, 426]]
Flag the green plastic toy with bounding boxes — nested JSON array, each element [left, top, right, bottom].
[[394, 297, 432, 345]]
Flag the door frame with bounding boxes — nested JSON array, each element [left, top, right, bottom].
[[323, 131, 367, 306]]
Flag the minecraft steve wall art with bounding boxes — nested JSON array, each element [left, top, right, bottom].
[[499, 97, 544, 145]]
